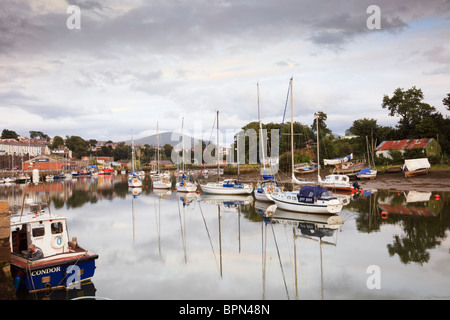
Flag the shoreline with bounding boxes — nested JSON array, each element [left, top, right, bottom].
[[226, 167, 450, 192]]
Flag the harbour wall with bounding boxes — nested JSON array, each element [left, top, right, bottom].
[[0, 201, 15, 299]]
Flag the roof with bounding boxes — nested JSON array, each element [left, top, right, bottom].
[[376, 139, 434, 151]]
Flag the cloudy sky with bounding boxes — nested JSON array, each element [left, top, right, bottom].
[[1, 0, 449, 144]]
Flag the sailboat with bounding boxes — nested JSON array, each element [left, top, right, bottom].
[[176, 118, 197, 192], [270, 78, 343, 214], [356, 136, 377, 180], [200, 111, 253, 195], [253, 82, 282, 202], [128, 131, 143, 188], [153, 122, 172, 189]]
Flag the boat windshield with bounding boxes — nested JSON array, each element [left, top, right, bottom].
[[319, 190, 335, 199]]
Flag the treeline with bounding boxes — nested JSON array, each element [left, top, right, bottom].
[[234, 87, 450, 169]]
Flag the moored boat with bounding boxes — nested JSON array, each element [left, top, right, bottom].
[[153, 178, 172, 189], [319, 174, 359, 192], [271, 185, 343, 214], [403, 158, 430, 177], [200, 179, 253, 195], [254, 178, 281, 202], [10, 210, 98, 292], [176, 174, 197, 192]]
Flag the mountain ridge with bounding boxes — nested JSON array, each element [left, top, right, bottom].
[[125, 131, 204, 147]]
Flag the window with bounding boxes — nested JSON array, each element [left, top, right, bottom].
[[32, 225, 45, 237], [51, 222, 63, 234]]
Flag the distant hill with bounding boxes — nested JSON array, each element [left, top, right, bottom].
[[125, 131, 204, 147]]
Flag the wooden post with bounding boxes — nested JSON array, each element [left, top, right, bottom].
[[0, 201, 16, 299]]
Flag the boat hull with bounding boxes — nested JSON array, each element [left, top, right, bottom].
[[11, 251, 98, 292], [153, 180, 172, 189], [200, 184, 253, 195], [128, 177, 142, 188], [177, 183, 197, 192], [254, 188, 272, 201], [404, 168, 428, 177], [271, 193, 343, 214]]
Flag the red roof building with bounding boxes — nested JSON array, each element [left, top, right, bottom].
[[375, 138, 439, 159], [22, 155, 64, 170]]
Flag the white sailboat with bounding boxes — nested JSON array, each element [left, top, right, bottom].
[[200, 111, 253, 195], [253, 82, 281, 202], [128, 131, 143, 188], [176, 117, 197, 192], [356, 136, 377, 180], [270, 78, 343, 214], [153, 122, 172, 189]]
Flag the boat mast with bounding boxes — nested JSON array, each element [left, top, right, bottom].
[[257, 82, 265, 182], [157, 122, 160, 173], [315, 112, 320, 178], [217, 110, 220, 181], [182, 117, 185, 173], [290, 77, 294, 180]]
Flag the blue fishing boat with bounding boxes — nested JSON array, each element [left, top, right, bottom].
[[10, 210, 98, 292]]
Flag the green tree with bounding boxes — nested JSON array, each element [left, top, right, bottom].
[[311, 111, 332, 138], [443, 93, 450, 111], [65, 136, 89, 159], [113, 142, 131, 161], [163, 144, 173, 159], [382, 87, 437, 138], [1, 129, 19, 140], [29, 131, 50, 140], [51, 136, 64, 149]]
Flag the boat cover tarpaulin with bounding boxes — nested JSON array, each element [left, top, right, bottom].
[[403, 158, 430, 171], [298, 186, 328, 198], [358, 167, 372, 175], [324, 153, 353, 165]]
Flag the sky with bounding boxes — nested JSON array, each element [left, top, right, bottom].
[[1, 0, 449, 144]]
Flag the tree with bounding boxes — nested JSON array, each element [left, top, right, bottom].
[[311, 111, 332, 138], [65, 136, 89, 159], [29, 131, 50, 140], [1, 129, 19, 140], [113, 142, 131, 161], [382, 87, 437, 138], [443, 93, 450, 111], [51, 136, 64, 149], [163, 144, 173, 159]]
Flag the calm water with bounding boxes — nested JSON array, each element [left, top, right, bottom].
[[2, 174, 450, 300]]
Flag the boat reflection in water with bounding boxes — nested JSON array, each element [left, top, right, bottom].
[[260, 203, 343, 299]]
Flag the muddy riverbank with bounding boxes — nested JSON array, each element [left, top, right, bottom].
[[225, 167, 450, 192]]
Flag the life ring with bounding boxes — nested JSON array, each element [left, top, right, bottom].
[[52, 235, 64, 249]]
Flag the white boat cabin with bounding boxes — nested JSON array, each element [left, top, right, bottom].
[[10, 211, 72, 259]]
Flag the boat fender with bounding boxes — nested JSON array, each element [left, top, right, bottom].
[[52, 235, 64, 249]]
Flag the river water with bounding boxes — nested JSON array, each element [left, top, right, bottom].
[[1, 174, 449, 300]]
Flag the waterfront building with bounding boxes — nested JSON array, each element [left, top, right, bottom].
[[22, 155, 65, 170], [375, 138, 440, 159], [0, 140, 50, 158]]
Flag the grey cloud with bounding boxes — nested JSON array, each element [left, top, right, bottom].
[[1, 0, 441, 59], [0, 89, 106, 120]]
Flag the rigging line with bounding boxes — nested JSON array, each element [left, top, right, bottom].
[[198, 201, 220, 274], [207, 113, 217, 146], [278, 79, 292, 154], [177, 197, 187, 264], [271, 222, 290, 300]]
